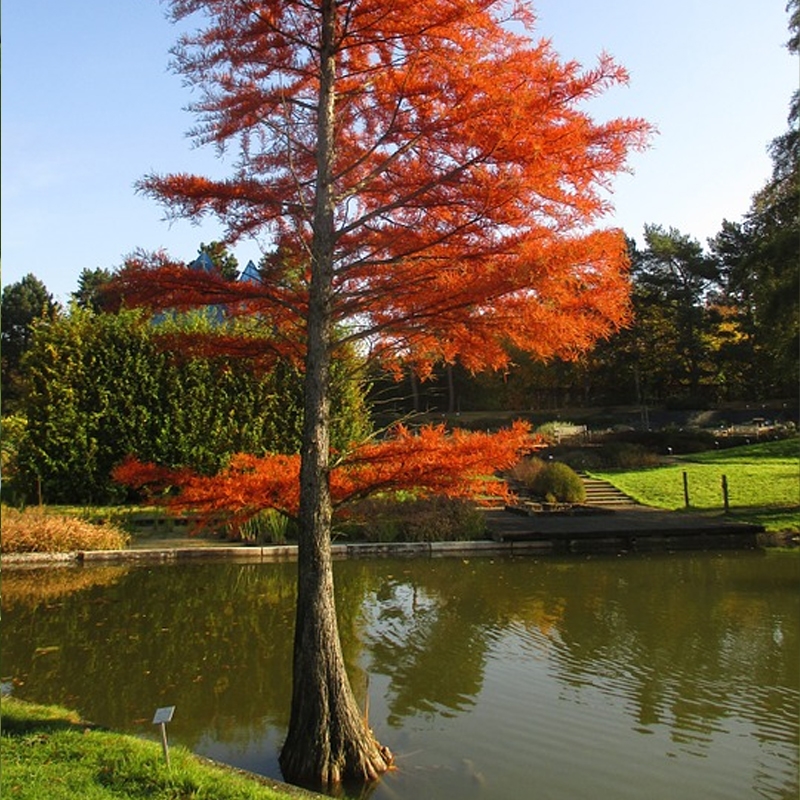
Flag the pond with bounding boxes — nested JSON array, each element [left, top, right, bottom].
[[2, 550, 798, 800]]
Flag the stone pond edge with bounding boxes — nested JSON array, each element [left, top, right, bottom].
[[1, 539, 553, 567], [3, 533, 782, 568]]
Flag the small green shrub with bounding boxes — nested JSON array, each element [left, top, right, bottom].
[[531, 462, 586, 504]]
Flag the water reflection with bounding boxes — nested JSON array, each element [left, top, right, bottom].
[[2, 552, 798, 800]]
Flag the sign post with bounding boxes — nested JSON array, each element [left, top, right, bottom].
[[152, 706, 176, 769]]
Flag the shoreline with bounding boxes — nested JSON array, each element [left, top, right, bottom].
[[3, 506, 779, 568]]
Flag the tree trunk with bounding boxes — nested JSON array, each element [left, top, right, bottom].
[[409, 366, 420, 412], [279, 1, 392, 790], [446, 363, 455, 414]]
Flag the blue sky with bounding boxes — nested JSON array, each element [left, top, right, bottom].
[[2, 0, 796, 303]]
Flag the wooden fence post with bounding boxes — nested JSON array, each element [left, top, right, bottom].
[[683, 471, 690, 509]]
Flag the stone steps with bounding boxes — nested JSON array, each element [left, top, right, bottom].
[[578, 473, 639, 507]]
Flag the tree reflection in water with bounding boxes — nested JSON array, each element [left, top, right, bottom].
[[2, 551, 798, 800]]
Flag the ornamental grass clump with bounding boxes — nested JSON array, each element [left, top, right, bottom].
[[226, 508, 298, 544], [1, 505, 130, 553], [507, 456, 547, 488]]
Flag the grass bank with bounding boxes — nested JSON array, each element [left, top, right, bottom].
[[590, 438, 800, 532], [0, 696, 319, 800]]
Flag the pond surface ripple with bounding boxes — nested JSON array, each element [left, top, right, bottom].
[[2, 550, 797, 800]]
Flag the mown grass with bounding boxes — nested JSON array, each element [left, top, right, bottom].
[[1, 505, 130, 553], [590, 438, 800, 532], [0, 696, 317, 800]]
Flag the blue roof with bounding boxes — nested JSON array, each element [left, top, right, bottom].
[[189, 252, 215, 273], [240, 260, 260, 284]]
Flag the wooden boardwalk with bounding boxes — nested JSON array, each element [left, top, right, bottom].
[[484, 505, 764, 553]]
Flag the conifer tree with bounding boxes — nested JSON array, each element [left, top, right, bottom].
[[109, 0, 650, 788]]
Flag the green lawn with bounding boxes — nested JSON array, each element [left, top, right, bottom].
[[591, 437, 800, 532], [1, 696, 319, 800]]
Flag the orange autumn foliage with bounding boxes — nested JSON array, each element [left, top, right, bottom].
[[107, 2, 651, 375], [113, 421, 533, 521]]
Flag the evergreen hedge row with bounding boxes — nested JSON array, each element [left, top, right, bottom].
[[9, 308, 370, 505]]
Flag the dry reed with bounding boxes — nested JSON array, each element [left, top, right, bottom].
[[1, 505, 130, 554]]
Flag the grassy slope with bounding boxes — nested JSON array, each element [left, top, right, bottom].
[[590, 438, 800, 532], [1, 697, 319, 800]]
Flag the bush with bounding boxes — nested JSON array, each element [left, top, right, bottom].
[[507, 456, 547, 488], [530, 462, 586, 504], [340, 495, 487, 543], [509, 457, 587, 503], [600, 442, 661, 469], [1, 505, 130, 553], [611, 428, 715, 454]]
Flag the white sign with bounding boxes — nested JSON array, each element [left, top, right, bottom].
[[152, 706, 175, 725]]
